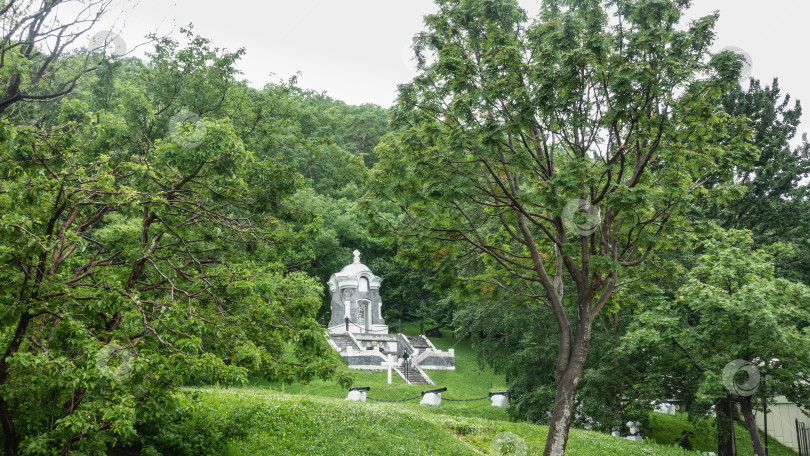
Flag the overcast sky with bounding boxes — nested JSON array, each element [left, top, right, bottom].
[[102, 0, 810, 140]]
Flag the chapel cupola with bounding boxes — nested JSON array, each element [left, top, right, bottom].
[[327, 250, 386, 334]]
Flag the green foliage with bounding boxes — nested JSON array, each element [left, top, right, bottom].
[[132, 392, 256, 456], [291, 91, 389, 169], [0, 0, 114, 119], [647, 412, 798, 456], [369, 1, 756, 452], [454, 297, 559, 421], [703, 78, 810, 285], [624, 229, 810, 453], [0, 30, 349, 454], [455, 292, 673, 432]]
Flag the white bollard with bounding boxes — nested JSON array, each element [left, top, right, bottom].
[[346, 390, 366, 402], [420, 392, 441, 406], [491, 394, 508, 408]]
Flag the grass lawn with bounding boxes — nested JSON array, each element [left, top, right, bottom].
[[195, 387, 696, 456], [187, 387, 798, 456]]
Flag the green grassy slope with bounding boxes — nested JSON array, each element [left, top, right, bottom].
[[196, 388, 695, 456]]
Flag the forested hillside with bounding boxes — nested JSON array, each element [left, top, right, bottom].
[[1, 0, 810, 455]]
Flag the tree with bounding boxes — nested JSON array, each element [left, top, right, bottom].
[[707, 78, 810, 285], [0, 0, 116, 118], [649, 76, 810, 455], [291, 91, 389, 168], [368, 0, 754, 453], [625, 230, 810, 456], [455, 266, 683, 433], [0, 32, 346, 454]]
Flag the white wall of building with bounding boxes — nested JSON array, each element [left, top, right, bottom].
[[754, 395, 810, 453]]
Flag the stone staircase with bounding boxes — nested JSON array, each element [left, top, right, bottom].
[[328, 332, 452, 377], [330, 333, 357, 351], [396, 364, 431, 385], [407, 335, 431, 350]]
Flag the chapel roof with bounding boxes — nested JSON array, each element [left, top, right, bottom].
[[335, 250, 373, 277], [328, 250, 382, 292]]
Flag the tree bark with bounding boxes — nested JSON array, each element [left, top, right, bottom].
[[543, 315, 592, 456], [0, 312, 32, 456], [0, 399, 18, 456], [740, 395, 766, 456], [716, 396, 737, 456]]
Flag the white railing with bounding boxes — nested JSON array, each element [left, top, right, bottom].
[[413, 365, 434, 385], [398, 333, 416, 355], [414, 349, 431, 366], [423, 337, 438, 351], [414, 349, 455, 370]]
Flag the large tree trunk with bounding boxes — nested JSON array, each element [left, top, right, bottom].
[[543, 315, 592, 456], [716, 396, 737, 456], [544, 366, 584, 456], [0, 311, 34, 456], [740, 395, 766, 456], [0, 399, 18, 456]]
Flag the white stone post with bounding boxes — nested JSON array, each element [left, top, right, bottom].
[[421, 392, 441, 406], [490, 394, 508, 408]]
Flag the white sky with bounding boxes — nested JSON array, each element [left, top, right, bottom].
[[101, 0, 810, 140]]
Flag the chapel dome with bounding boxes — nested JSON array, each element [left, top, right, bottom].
[[335, 249, 373, 277], [327, 250, 382, 293], [338, 262, 372, 276]]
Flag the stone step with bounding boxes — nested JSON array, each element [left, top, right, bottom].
[[397, 366, 430, 385], [406, 335, 430, 349], [329, 334, 357, 351]]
